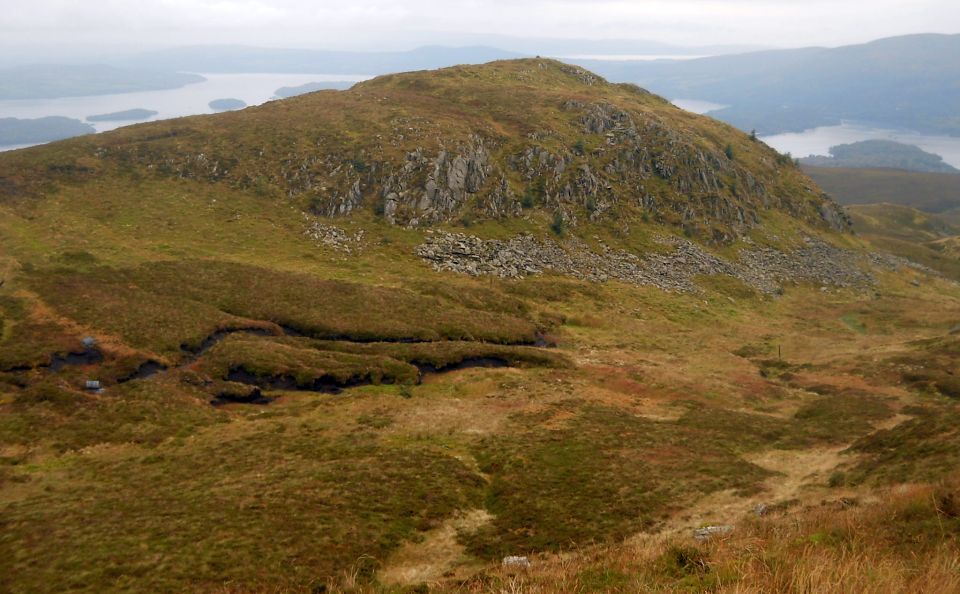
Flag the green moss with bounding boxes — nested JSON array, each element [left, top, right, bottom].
[[840, 313, 867, 334]]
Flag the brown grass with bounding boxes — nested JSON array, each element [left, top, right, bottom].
[[307, 480, 960, 593]]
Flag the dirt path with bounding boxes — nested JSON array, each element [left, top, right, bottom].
[[658, 413, 917, 536], [379, 509, 493, 586], [656, 445, 846, 536]]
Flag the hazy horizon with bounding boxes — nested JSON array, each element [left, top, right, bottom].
[[3, 0, 958, 64]]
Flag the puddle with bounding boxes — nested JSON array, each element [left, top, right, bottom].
[[117, 360, 167, 384]]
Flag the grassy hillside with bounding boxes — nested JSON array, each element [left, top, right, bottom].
[[0, 59, 958, 593], [846, 203, 959, 242], [845, 203, 960, 279]]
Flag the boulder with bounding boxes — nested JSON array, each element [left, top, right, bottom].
[[502, 555, 531, 568]]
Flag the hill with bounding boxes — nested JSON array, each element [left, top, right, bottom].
[[2, 58, 843, 243], [800, 140, 959, 174], [1, 59, 959, 593], [574, 34, 960, 136], [0, 64, 204, 100], [0, 116, 94, 145], [845, 203, 960, 279]]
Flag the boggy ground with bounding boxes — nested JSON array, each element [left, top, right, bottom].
[[1, 174, 960, 593], [0, 234, 960, 592]]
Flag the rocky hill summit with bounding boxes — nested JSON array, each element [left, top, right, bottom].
[[4, 59, 847, 243]]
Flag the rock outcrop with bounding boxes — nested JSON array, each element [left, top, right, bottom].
[[303, 215, 365, 253], [416, 231, 927, 294]]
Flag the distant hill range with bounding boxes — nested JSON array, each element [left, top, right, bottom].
[[0, 64, 204, 100], [1, 47, 522, 101], [119, 40, 766, 75], [124, 45, 524, 75], [804, 155, 960, 278], [800, 140, 959, 174], [573, 34, 960, 136]]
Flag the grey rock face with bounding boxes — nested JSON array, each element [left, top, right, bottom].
[[819, 202, 852, 231], [375, 135, 495, 225], [580, 103, 635, 135], [324, 180, 365, 217]]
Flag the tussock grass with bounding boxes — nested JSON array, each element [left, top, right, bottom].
[[463, 405, 772, 558], [28, 261, 544, 357], [674, 392, 894, 452], [342, 480, 960, 594], [0, 295, 82, 370], [0, 427, 484, 592], [193, 334, 568, 396], [410, 279, 532, 318], [886, 334, 960, 398], [0, 318, 81, 370], [790, 392, 894, 444], [0, 375, 220, 453], [841, 405, 960, 486], [135, 260, 543, 344], [28, 268, 251, 358]]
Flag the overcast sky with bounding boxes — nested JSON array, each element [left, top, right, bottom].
[[4, 0, 959, 54]]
